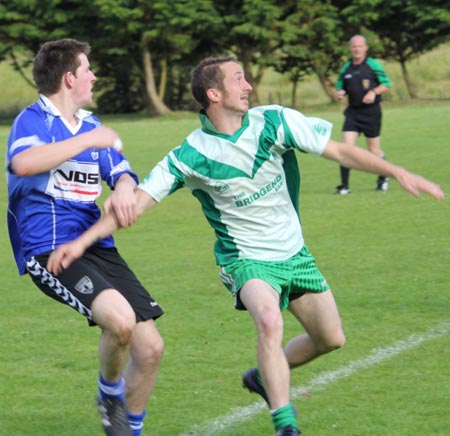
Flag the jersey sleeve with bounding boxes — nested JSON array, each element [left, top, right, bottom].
[[367, 58, 392, 87], [138, 146, 185, 202], [98, 148, 139, 189], [279, 107, 332, 156], [335, 61, 351, 91], [7, 109, 50, 170]]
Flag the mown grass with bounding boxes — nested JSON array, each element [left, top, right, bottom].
[[1, 100, 449, 435], [1, 34, 449, 436]]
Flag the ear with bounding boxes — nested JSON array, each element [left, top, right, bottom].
[[63, 71, 75, 89], [206, 88, 221, 103]]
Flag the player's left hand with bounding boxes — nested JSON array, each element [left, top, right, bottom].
[[363, 90, 376, 104], [396, 168, 445, 199]]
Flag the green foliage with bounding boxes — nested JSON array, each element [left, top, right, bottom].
[[1, 102, 449, 435], [368, 0, 450, 61], [274, 0, 347, 104], [1, 43, 450, 119], [214, 0, 284, 104], [1, 0, 450, 112]]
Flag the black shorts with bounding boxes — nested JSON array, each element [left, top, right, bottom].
[[343, 104, 382, 138], [27, 246, 164, 326]]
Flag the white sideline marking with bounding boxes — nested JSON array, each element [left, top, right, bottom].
[[180, 322, 450, 435]]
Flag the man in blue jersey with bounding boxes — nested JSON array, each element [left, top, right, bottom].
[[6, 39, 164, 436], [335, 35, 392, 194], [46, 56, 444, 436]]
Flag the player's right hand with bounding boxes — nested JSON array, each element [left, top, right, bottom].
[[336, 90, 346, 100], [85, 126, 122, 149]]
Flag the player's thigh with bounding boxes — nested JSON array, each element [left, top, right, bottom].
[[27, 252, 116, 323], [288, 290, 344, 344], [91, 288, 136, 331], [240, 279, 282, 326]]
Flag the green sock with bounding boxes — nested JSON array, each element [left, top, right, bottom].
[[270, 402, 298, 431]]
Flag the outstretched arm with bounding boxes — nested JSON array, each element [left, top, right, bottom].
[[322, 139, 444, 199], [47, 189, 157, 275]]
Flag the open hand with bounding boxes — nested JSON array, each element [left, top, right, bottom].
[[47, 241, 86, 275], [396, 168, 444, 199]]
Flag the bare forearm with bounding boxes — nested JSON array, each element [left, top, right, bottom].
[[11, 126, 120, 176], [323, 140, 399, 176], [79, 213, 122, 251], [85, 189, 156, 248], [372, 84, 390, 96], [322, 139, 444, 199], [11, 136, 90, 176]]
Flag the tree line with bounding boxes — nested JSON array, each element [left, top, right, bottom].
[[1, 0, 449, 115]]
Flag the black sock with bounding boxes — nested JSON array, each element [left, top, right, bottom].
[[340, 166, 350, 187], [378, 155, 387, 182]]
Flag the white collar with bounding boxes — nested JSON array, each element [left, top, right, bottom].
[[39, 95, 93, 134]]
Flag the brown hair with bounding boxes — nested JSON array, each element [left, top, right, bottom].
[[32, 38, 91, 95], [190, 56, 238, 109]]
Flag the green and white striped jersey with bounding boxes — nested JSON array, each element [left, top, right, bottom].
[[139, 105, 332, 266]]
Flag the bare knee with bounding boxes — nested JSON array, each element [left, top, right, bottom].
[[256, 311, 284, 343], [131, 322, 165, 366], [144, 331, 164, 363], [319, 329, 346, 354], [101, 314, 136, 346], [92, 290, 137, 345]]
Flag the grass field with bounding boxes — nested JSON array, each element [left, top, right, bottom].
[[0, 101, 449, 436]]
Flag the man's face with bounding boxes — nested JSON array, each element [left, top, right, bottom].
[[71, 53, 96, 107], [349, 37, 368, 62], [219, 61, 253, 114]]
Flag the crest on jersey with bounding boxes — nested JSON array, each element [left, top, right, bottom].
[[215, 182, 230, 193], [75, 276, 94, 294]]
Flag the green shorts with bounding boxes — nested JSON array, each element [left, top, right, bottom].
[[219, 245, 329, 310]]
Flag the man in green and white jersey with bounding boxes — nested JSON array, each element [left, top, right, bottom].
[[47, 57, 444, 436], [144, 106, 330, 268]]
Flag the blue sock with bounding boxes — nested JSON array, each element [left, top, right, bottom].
[[98, 374, 125, 402], [127, 410, 146, 436]]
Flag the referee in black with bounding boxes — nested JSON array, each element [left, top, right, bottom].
[[335, 34, 392, 194]]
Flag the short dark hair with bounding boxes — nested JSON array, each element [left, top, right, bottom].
[[190, 56, 238, 110], [32, 38, 91, 95]]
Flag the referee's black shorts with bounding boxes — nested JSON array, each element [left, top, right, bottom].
[[343, 104, 382, 138], [27, 246, 164, 326]]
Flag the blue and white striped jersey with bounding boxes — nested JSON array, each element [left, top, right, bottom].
[[7, 96, 138, 274]]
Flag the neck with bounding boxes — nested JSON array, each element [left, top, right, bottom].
[[206, 107, 244, 135], [353, 56, 365, 65], [46, 94, 79, 126]]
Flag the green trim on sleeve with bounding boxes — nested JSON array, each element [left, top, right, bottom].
[[335, 60, 351, 90], [366, 57, 392, 87]]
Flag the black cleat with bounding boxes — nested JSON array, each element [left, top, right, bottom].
[[276, 424, 301, 435], [334, 184, 351, 195], [97, 395, 132, 436], [242, 367, 270, 405], [376, 177, 389, 192]]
